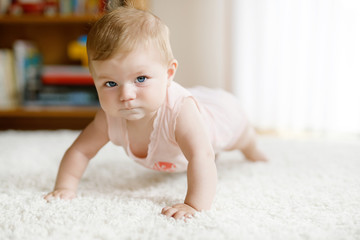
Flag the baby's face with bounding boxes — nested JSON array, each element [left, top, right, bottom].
[[90, 45, 174, 121]]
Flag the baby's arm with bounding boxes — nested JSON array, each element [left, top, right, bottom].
[[44, 110, 109, 200], [161, 98, 217, 219]]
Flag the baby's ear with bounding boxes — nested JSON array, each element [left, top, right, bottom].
[[167, 59, 178, 84]]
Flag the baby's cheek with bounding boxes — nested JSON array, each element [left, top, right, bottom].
[[98, 96, 113, 112], [146, 89, 167, 108]]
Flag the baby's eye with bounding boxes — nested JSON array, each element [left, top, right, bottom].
[[135, 76, 147, 83], [105, 81, 117, 87]]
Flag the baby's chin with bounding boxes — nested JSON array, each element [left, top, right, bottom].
[[105, 108, 147, 121], [122, 114, 146, 121]]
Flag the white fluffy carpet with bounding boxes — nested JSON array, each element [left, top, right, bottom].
[[0, 130, 359, 240]]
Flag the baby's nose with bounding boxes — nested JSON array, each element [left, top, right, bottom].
[[119, 84, 136, 102]]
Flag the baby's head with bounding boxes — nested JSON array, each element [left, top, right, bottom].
[[87, 5, 174, 66], [86, 3, 178, 119]]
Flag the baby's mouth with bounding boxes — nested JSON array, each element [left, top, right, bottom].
[[121, 106, 139, 112], [122, 104, 134, 110]]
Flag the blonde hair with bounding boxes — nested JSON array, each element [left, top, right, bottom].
[[87, 1, 174, 65]]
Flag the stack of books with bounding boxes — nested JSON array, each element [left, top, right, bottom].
[[39, 65, 98, 106]]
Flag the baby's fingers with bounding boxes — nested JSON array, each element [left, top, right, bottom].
[[161, 206, 178, 218], [172, 210, 187, 220], [44, 193, 54, 201], [161, 207, 193, 220]]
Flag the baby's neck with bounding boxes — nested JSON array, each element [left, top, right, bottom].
[[126, 111, 158, 159]]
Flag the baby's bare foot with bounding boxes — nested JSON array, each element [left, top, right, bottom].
[[243, 147, 268, 162], [241, 142, 268, 162]]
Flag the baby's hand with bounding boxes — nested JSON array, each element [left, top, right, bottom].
[[161, 203, 197, 220], [44, 189, 76, 201]]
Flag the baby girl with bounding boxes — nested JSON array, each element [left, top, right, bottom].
[[45, 2, 267, 219]]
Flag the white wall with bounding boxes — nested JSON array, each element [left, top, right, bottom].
[[150, 0, 229, 89], [232, 0, 360, 134]]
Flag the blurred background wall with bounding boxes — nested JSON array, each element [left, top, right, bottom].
[[151, 0, 360, 135], [150, 0, 229, 90]]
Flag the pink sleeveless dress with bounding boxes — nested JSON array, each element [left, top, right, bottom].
[[106, 82, 249, 172]]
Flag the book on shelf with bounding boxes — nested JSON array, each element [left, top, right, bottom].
[[0, 49, 18, 108]]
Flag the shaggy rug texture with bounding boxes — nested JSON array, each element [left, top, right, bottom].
[[0, 130, 359, 240]]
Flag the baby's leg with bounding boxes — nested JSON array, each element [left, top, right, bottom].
[[233, 123, 268, 162]]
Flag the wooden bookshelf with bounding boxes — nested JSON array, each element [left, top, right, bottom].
[[0, 107, 98, 130], [0, 15, 100, 24], [0, 15, 100, 25], [0, 16, 98, 130]]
